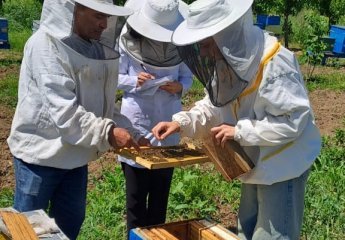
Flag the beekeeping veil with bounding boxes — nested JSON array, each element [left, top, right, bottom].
[[172, 0, 264, 107], [39, 0, 132, 59], [120, 0, 187, 67]]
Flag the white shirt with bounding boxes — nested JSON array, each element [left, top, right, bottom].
[[117, 47, 193, 167]]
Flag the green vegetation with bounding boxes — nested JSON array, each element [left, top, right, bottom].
[[1, 135, 345, 239], [303, 130, 345, 239], [0, 74, 18, 108], [306, 72, 345, 91], [1, 0, 41, 51], [0, 1, 345, 239]]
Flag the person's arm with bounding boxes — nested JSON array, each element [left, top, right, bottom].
[[152, 94, 223, 140], [235, 72, 311, 147], [112, 106, 143, 142], [31, 39, 126, 152]]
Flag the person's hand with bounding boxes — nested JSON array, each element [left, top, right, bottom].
[[138, 137, 151, 147], [210, 123, 235, 148], [137, 72, 155, 87], [152, 121, 180, 140], [108, 126, 140, 151], [159, 81, 182, 94]]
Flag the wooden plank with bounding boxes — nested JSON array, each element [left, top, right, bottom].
[[190, 221, 221, 240], [138, 228, 162, 240], [154, 228, 180, 240], [202, 139, 254, 181], [198, 219, 240, 240], [115, 145, 210, 169], [0, 212, 38, 240]]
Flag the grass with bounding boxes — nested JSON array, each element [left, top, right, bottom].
[[8, 29, 32, 52], [302, 130, 345, 239], [1, 138, 344, 240], [182, 77, 205, 107], [0, 38, 344, 239], [78, 163, 242, 240], [0, 74, 19, 108], [78, 133, 345, 239], [306, 72, 345, 91]]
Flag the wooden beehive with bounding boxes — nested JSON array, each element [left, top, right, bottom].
[[202, 139, 254, 181], [129, 219, 240, 240], [115, 144, 210, 169]]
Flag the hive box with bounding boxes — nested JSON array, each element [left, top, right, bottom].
[[129, 218, 239, 240], [0, 18, 10, 49], [256, 15, 280, 28], [329, 25, 345, 54]]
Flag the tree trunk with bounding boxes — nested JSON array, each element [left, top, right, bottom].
[[283, 13, 289, 49]]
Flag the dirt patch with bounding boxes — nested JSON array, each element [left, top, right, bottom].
[[0, 105, 15, 190], [309, 89, 345, 136]]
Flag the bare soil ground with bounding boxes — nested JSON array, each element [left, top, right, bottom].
[[0, 60, 344, 229]]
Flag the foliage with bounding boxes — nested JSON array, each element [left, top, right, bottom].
[[167, 165, 241, 221], [292, 9, 328, 45], [308, 0, 345, 26], [0, 73, 18, 108], [8, 29, 33, 51], [181, 78, 204, 107], [1, 0, 41, 31], [0, 189, 13, 208], [302, 131, 345, 239], [253, 0, 305, 48], [78, 166, 127, 240], [78, 163, 241, 240], [1, 130, 345, 239], [305, 72, 345, 91], [298, 12, 329, 80]]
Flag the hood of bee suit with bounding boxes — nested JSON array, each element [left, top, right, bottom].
[[39, 0, 133, 50], [212, 8, 264, 83], [39, 0, 75, 39]]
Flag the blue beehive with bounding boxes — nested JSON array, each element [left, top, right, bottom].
[[0, 18, 10, 49], [329, 25, 345, 54], [256, 15, 280, 29]]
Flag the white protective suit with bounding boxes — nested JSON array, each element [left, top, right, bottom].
[[117, 26, 193, 167], [172, 14, 322, 185], [7, 0, 140, 169]]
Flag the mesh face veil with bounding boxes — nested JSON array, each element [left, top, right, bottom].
[[121, 25, 183, 67], [39, 0, 132, 60], [177, 41, 248, 107], [62, 3, 128, 60]]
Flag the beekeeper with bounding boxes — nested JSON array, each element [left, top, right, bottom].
[[7, 0, 149, 239], [152, 0, 322, 239], [117, 0, 193, 235]]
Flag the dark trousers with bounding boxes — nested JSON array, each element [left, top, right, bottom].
[[121, 163, 174, 237]]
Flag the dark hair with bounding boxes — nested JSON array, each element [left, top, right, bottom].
[[128, 24, 142, 39]]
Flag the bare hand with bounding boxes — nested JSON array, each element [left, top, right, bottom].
[[152, 121, 180, 140], [137, 72, 155, 87], [137, 137, 151, 147], [210, 123, 235, 148], [159, 81, 182, 94], [108, 126, 140, 151]]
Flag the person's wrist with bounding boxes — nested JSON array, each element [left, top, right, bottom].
[[172, 121, 181, 132]]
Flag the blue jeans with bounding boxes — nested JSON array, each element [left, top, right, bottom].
[[13, 157, 88, 240], [238, 170, 309, 240]]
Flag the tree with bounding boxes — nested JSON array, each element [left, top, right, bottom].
[[253, 0, 305, 48]]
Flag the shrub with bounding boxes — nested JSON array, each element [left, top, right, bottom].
[[2, 0, 42, 31]]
